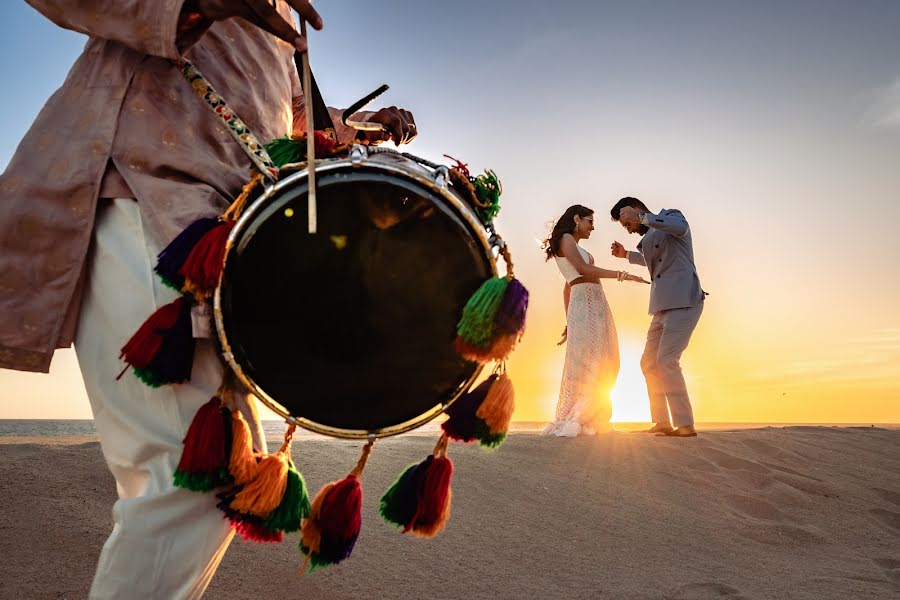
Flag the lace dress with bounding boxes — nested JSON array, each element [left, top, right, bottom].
[[543, 246, 620, 436]]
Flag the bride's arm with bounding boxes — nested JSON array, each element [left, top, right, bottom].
[[559, 234, 620, 279], [563, 283, 571, 315]]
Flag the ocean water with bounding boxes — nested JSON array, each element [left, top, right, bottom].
[[0, 419, 893, 439]]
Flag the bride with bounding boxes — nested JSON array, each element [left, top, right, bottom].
[[541, 205, 647, 437]]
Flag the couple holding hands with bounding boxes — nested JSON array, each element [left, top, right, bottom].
[[542, 197, 706, 438]]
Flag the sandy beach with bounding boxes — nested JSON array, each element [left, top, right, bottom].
[[1, 427, 898, 599]]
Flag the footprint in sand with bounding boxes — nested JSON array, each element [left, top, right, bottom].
[[665, 582, 748, 599], [869, 508, 900, 535]]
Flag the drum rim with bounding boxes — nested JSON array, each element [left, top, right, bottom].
[[214, 155, 499, 439]]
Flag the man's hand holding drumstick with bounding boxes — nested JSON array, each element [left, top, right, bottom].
[[182, 0, 416, 145]]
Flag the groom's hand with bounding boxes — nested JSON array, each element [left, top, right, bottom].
[[611, 241, 626, 258]]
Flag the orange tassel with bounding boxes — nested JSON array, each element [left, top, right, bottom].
[[476, 372, 515, 433], [453, 332, 519, 363], [300, 480, 334, 556], [229, 410, 257, 486], [231, 452, 289, 517]]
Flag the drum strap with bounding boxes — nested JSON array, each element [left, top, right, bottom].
[[175, 59, 280, 182]]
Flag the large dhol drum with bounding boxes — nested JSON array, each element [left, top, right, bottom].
[[215, 147, 497, 439]]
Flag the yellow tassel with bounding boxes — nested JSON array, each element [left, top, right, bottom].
[[231, 452, 289, 517], [229, 410, 257, 486], [475, 372, 515, 433]]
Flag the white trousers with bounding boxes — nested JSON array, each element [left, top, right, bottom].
[[74, 199, 260, 599]]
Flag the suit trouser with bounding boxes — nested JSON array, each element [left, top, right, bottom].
[[74, 198, 262, 599], [640, 302, 703, 426]]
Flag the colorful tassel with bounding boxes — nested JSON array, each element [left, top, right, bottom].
[[154, 217, 220, 290], [218, 425, 309, 541], [380, 457, 432, 530], [455, 277, 509, 350], [300, 441, 373, 571], [442, 375, 497, 443], [380, 435, 453, 538], [300, 476, 362, 570], [230, 452, 290, 518], [179, 220, 235, 301], [471, 169, 502, 223], [118, 297, 195, 387], [173, 397, 231, 491], [474, 372, 515, 448]]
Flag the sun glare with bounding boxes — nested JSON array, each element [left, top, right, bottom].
[[611, 340, 651, 423]]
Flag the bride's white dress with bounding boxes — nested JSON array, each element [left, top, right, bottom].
[[543, 245, 620, 437]]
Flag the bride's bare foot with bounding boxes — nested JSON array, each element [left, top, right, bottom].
[[644, 422, 674, 434]]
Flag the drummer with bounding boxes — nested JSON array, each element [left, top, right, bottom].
[[0, 1, 416, 598]]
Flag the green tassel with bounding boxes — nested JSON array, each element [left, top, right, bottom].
[[456, 277, 510, 347], [472, 170, 502, 223], [263, 462, 310, 533], [173, 469, 229, 492], [474, 420, 507, 449], [133, 368, 165, 388], [379, 462, 420, 529], [264, 136, 306, 168]]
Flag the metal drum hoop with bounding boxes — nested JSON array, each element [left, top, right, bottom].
[[214, 149, 499, 439]]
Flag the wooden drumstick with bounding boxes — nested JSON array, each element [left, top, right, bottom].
[[300, 19, 317, 234]]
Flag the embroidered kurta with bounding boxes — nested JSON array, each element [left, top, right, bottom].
[[0, 1, 360, 372]]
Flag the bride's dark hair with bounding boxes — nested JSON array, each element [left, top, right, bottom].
[[542, 205, 593, 261]]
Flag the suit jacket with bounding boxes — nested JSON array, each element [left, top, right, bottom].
[[627, 209, 704, 315], [0, 1, 359, 372]]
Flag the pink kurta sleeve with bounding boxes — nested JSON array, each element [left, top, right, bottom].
[[25, 0, 193, 60]]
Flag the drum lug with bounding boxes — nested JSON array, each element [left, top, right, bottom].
[[349, 144, 368, 166], [433, 165, 449, 190]]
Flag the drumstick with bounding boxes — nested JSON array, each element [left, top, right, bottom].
[[299, 19, 317, 234]]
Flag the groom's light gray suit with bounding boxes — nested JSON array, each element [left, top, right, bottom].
[[627, 209, 705, 426]]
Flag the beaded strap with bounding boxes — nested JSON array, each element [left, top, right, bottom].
[[176, 60, 279, 181]]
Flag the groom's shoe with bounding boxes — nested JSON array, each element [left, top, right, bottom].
[[657, 425, 698, 438], [643, 422, 675, 434]]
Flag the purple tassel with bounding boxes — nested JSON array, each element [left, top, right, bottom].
[[442, 375, 497, 442], [155, 217, 220, 291], [493, 279, 529, 335]]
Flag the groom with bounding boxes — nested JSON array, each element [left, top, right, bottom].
[[610, 197, 706, 437]]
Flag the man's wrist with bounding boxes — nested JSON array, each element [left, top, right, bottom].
[[639, 211, 650, 226]]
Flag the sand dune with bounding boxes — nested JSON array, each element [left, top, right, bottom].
[[1, 427, 898, 599]]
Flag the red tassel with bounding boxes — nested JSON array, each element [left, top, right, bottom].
[[409, 455, 453, 538], [313, 130, 338, 156], [173, 397, 230, 491], [179, 220, 235, 299], [118, 298, 185, 377], [233, 520, 285, 543], [300, 441, 372, 570]]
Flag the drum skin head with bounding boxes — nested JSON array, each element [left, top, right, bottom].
[[218, 165, 494, 438]]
